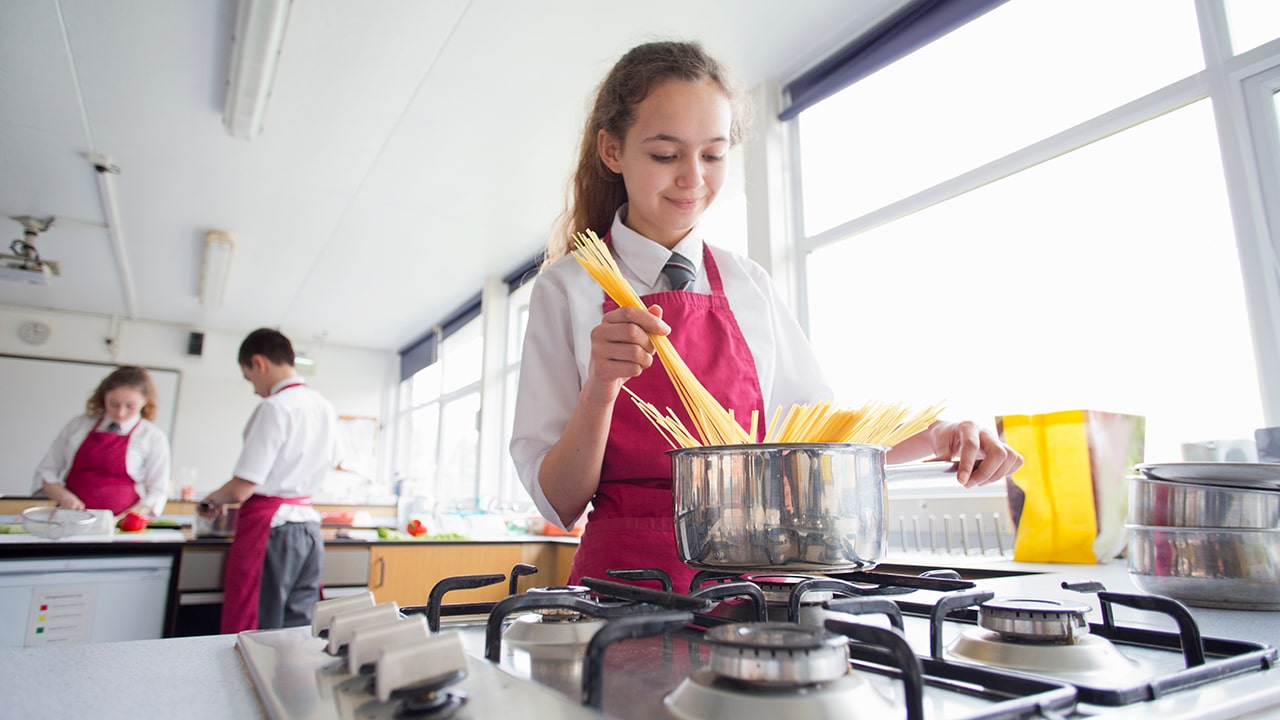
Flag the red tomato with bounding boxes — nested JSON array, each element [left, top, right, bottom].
[[118, 512, 147, 533], [406, 519, 427, 537]]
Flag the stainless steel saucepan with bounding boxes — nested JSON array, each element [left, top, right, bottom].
[[1127, 524, 1280, 610], [671, 443, 955, 573], [1129, 475, 1280, 529]]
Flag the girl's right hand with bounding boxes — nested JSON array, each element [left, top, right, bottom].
[[585, 304, 671, 400], [57, 495, 86, 511]]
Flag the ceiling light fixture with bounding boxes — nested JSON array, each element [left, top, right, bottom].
[[90, 155, 139, 318], [200, 231, 235, 310], [223, 0, 293, 140]]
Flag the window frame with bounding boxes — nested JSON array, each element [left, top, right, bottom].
[[775, 0, 1280, 424]]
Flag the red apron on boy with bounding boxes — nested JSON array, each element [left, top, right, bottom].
[[220, 493, 314, 633], [569, 241, 765, 594]]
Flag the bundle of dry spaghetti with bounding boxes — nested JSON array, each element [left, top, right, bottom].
[[570, 229, 945, 449], [623, 385, 944, 450], [571, 229, 753, 445]]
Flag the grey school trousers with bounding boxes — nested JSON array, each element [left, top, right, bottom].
[[258, 521, 324, 629]]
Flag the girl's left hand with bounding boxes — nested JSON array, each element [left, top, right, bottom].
[[929, 420, 1024, 488]]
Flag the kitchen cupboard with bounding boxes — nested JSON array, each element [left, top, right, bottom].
[[0, 546, 179, 648], [367, 542, 572, 605], [174, 542, 372, 636]]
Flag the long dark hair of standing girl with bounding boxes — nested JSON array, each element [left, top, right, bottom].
[[546, 40, 744, 265]]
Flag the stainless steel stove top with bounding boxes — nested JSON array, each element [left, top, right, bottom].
[[238, 565, 1280, 720], [237, 626, 600, 720]]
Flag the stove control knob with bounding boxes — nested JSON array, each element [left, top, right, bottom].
[[348, 614, 430, 675], [311, 592, 375, 637], [327, 602, 401, 655], [375, 631, 470, 703]]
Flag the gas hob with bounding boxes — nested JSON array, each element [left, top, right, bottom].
[[237, 563, 1280, 720]]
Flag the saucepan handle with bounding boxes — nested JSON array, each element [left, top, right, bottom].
[[885, 461, 959, 485]]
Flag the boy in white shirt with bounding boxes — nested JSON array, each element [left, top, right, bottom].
[[200, 328, 340, 632]]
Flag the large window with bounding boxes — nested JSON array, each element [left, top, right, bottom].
[[396, 274, 540, 515], [496, 281, 535, 508], [793, 0, 1280, 463], [396, 315, 483, 509]]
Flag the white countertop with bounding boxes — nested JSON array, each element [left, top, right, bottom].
[[0, 633, 261, 719], [0, 528, 188, 543]]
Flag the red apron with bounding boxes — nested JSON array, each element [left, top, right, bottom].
[[221, 381, 311, 634], [569, 241, 765, 594], [220, 494, 313, 633], [64, 419, 140, 515]]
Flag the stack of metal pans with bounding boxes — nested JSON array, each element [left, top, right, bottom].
[[1127, 462, 1280, 610]]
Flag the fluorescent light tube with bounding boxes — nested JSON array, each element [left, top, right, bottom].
[[223, 0, 293, 140], [201, 231, 235, 310]]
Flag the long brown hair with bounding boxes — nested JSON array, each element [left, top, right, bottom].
[[86, 366, 158, 422], [547, 41, 744, 264]]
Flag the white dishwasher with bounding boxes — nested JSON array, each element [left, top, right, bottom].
[[0, 554, 173, 648]]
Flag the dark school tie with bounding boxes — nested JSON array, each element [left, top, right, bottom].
[[662, 251, 696, 291], [108, 422, 122, 433]]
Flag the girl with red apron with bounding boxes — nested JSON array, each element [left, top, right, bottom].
[[568, 242, 765, 594], [220, 381, 313, 634], [63, 420, 140, 515]]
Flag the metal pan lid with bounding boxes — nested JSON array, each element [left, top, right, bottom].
[[1135, 462, 1280, 490]]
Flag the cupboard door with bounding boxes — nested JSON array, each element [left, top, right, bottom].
[[368, 544, 523, 605], [554, 544, 577, 585]]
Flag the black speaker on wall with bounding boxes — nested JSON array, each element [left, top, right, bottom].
[[187, 331, 205, 357]]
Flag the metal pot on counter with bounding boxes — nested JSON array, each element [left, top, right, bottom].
[[1126, 464, 1280, 610], [194, 503, 239, 538], [671, 443, 954, 573]]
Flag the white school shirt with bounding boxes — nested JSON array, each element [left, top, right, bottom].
[[32, 414, 171, 516], [233, 377, 340, 526], [510, 210, 833, 528]]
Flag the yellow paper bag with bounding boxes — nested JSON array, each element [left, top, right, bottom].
[[997, 410, 1145, 564]]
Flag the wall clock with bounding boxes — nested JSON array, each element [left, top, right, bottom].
[[17, 320, 51, 346]]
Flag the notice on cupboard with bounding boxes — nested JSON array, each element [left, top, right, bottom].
[[25, 586, 96, 647]]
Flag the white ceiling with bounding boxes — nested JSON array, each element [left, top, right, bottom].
[[0, 0, 905, 351]]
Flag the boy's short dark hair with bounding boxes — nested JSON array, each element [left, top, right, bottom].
[[238, 328, 295, 368]]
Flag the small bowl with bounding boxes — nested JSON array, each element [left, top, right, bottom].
[[22, 506, 96, 540]]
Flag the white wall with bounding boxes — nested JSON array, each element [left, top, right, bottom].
[[0, 304, 398, 504]]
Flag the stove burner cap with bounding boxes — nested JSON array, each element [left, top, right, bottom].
[[525, 585, 591, 596], [524, 585, 592, 620], [979, 598, 1091, 643], [739, 574, 835, 605], [704, 622, 849, 686], [400, 689, 467, 718]]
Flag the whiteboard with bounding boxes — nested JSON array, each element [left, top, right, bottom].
[[0, 355, 180, 497]]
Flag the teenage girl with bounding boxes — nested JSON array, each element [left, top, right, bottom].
[[35, 366, 171, 517], [510, 41, 1022, 592]]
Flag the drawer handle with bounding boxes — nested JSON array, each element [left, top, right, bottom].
[[374, 557, 386, 589]]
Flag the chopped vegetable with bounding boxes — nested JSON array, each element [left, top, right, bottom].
[[426, 532, 468, 541], [118, 512, 147, 533]]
